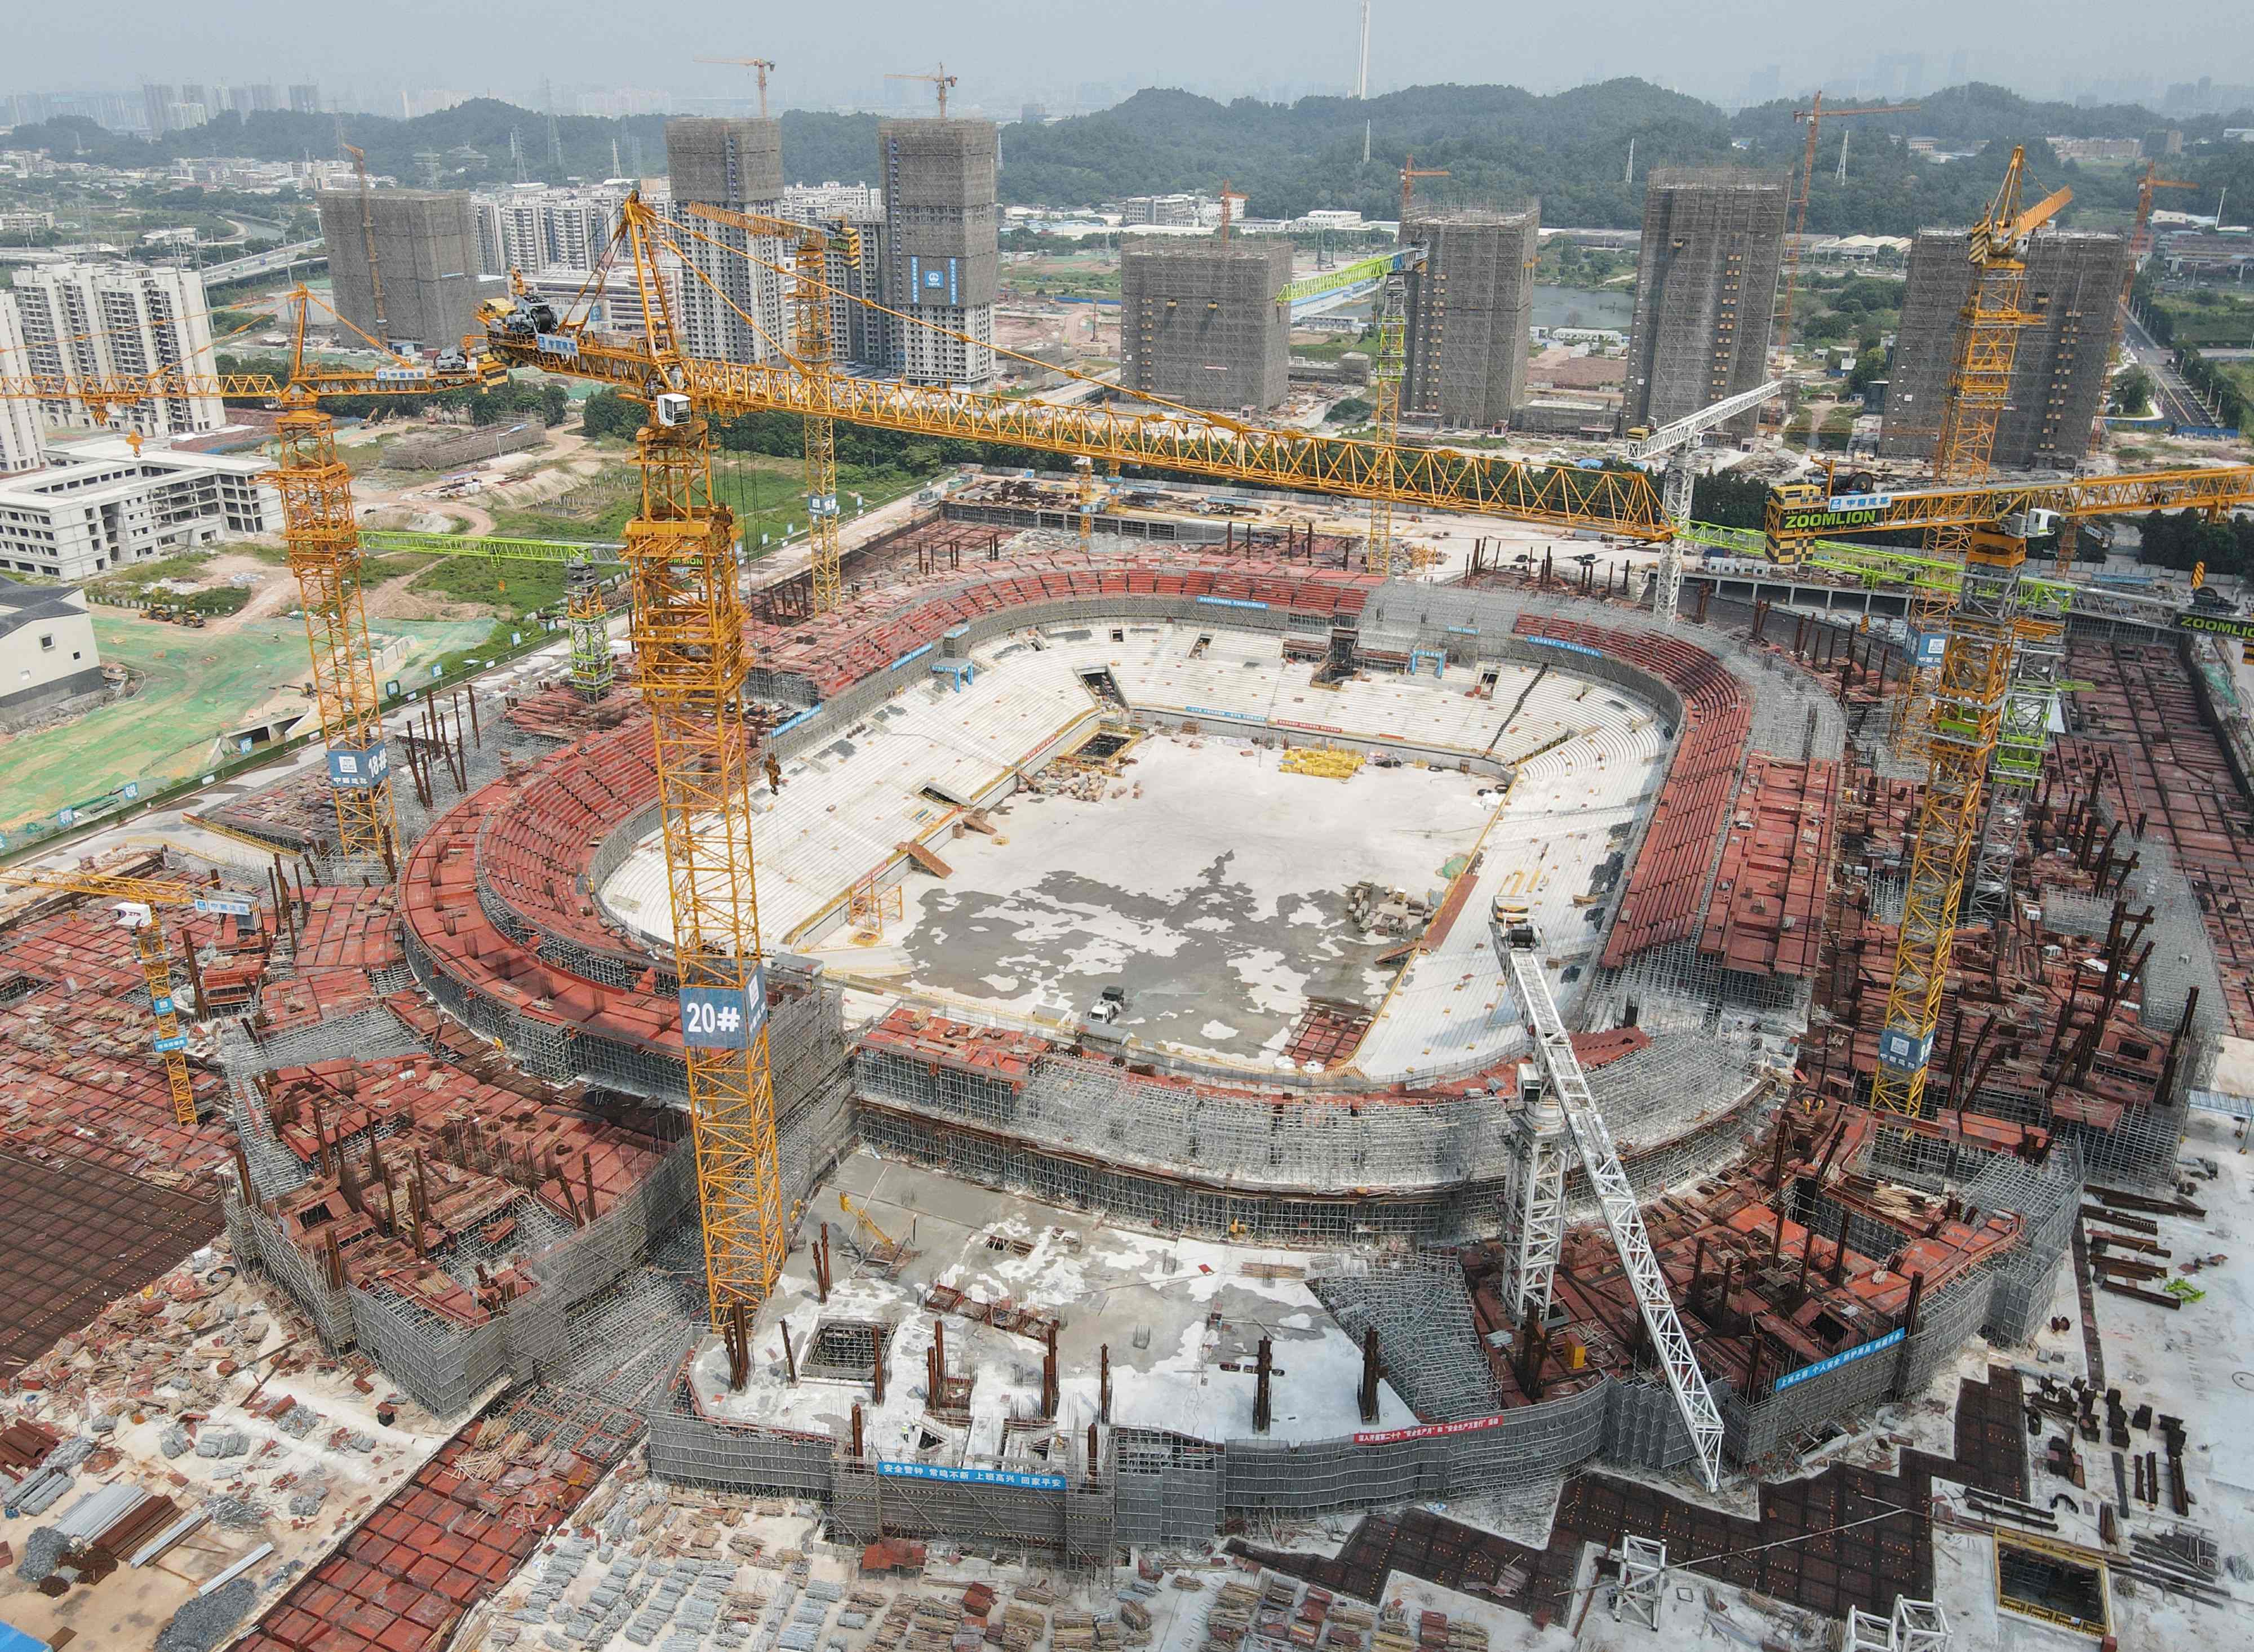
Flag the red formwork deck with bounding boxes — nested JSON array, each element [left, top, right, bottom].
[[1698, 755, 1840, 979], [235, 1389, 633, 1652], [1509, 615, 1754, 968], [0, 908, 236, 1188], [474, 721, 661, 970], [2060, 638, 2254, 1036], [748, 558, 1379, 698]]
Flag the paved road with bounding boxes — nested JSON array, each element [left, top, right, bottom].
[[2122, 308, 2215, 428]]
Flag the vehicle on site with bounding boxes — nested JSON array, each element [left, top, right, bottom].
[[477, 296, 561, 339]]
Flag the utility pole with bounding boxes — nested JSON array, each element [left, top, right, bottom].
[[1357, 0, 1372, 164]]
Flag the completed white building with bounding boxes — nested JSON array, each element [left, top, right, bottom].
[[0, 437, 282, 581], [0, 298, 42, 477], [7, 264, 225, 439], [475, 185, 631, 279]]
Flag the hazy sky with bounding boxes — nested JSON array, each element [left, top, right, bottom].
[[14, 0, 2254, 112]]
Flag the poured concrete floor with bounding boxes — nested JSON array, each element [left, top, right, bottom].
[[882, 732, 1502, 1063]]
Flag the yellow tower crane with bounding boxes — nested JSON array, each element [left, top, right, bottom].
[[0, 287, 504, 873], [341, 144, 389, 344], [1892, 150, 2070, 758], [694, 56, 778, 119], [1366, 157, 1448, 576], [1774, 94, 1919, 356], [885, 65, 959, 117], [2076, 161, 2198, 491], [677, 202, 861, 615], [0, 868, 259, 1127], [1868, 152, 2080, 1121]]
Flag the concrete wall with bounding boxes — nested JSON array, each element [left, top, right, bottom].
[[1119, 239, 1293, 412], [1621, 169, 1786, 436], [1402, 207, 1540, 429], [1881, 228, 2128, 468], [317, 188, 500, 350]]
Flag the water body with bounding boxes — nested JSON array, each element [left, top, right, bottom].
[[1533, 284, 1635, 331]]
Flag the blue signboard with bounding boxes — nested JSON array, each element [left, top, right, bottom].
[[535, 332, 580, 359], [1910, 630, 1948, 668], [1826, 492, 1893, 513], [908, 257, 962, 307], [1878, 1026, 1933, 1072], [153, 1033, 188, 1054], [875, 1460, 1065, 1491], [678, 965, 768, 1051], [1525, 636, 1602, 660], [1196, 596, 1269, 611], [1772, 1327, 1906, 1394], [121, 781, 139, 802], [193, 895, 256, 917], [327, 740, 390, 791], [150, 995, 174, 1016]]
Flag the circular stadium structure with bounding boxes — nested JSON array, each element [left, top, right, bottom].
[[196, 521, 2095, 1564]]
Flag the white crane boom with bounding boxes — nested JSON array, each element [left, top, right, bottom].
[[1623, 379, 1786, 628], [1623, 379, 1789, 462], [1496, 911, 1726, 1491]]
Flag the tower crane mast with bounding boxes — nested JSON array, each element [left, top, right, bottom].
[[1775, 94, 1919, 357], [2079, 161, 2197, 484], [0, 869, 258, 1127], [1870, 149, 2074, 1120], [1624, 378, 1786, 623]]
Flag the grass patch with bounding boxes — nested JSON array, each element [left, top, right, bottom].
[[1292, 334, 1372, 362], [84, 552, 255, 616]]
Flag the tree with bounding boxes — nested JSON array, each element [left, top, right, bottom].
[[1690, 470, 1770, 529], [2110, 366, 2156, 416]]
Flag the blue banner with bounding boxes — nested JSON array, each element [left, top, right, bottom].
[[1773, 1327, 1906, 1394], [153, 1033, 189, 1054], [892, 642, 937, 670], [1525, 636, 1601, 659], [1196, 596, 1268, 610], [876, 1460, 1065, 1490]]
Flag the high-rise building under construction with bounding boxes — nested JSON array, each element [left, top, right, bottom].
[[1401, 206, 1540, 430], [1119, 239, 1292, 412], [1880, 227, 2129, 469], [665, 118, 790, 368], [316, 188, 499, 350], [877, 119, 999, 385], [1619, 168, 1787, 437]]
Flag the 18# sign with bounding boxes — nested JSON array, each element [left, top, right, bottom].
[[679, 965, 767, 1051]]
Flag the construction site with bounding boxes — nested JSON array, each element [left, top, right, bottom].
[[4, 126, 2254, 1652]]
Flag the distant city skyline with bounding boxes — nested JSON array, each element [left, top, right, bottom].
[[9, 0, 2254, 129]]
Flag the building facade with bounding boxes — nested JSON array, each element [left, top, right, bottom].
[[1620, 168, 1788, 437], [7, 264, 225, 439], [475, 186, 629, 279], [1401, 206, 1541, 430], [878, 119, 999, 385], [0, 439, 282, 582], [1881, 228, 2129, 469], [1120, 239, 1293, 412], [0, 581, 103, 721], [0, 298, 43, 477], [665, 118, 789, 368], [316, 186, 500, 350]]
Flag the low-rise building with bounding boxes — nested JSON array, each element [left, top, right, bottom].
[[0, 580, 102, 720], [0, 437, 281, 581]]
